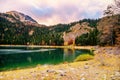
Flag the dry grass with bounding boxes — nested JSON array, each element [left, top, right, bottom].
[[95, 52, 120, 71]]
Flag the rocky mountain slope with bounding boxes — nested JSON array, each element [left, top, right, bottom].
[[6, 11, 37, 23], [97, 15, 120, 46], [0, 11, 45, 27], [63, 22, 94, 45]]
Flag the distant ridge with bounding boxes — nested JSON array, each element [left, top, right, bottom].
[[6, 11, 37, 23]]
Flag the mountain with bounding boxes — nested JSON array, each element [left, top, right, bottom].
[[6, 11, 37, 23], [0, 11, 46, 27]]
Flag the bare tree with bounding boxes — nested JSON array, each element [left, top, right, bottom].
[[114, 0, 120, 8], [104, 0, 120, 16], [104, 5, 114, 16], [114, 0, 120, 14]]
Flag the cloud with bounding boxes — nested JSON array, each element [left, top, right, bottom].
[[0, 0, 114, 25]]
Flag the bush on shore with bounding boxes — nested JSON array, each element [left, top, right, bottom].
[[74, 54, 94, 61]]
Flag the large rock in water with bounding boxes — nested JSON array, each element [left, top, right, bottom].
[[97, 15, 120, 46]]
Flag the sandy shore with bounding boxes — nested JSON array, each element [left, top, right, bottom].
[[0, 46, 120, 80]]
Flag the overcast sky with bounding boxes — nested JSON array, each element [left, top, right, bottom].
[[0, 0, 114, 25]]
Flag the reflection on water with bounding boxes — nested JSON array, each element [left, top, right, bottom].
[[0, 49, 56, 54], [63, 48, 75, 62], [27, 57, 32, 63], [0, 46, 91, 71]]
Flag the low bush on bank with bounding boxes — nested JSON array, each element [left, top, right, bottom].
[[74, 54, 94, 61]]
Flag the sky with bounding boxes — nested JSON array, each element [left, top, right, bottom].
[[0, 0, 114, 25]]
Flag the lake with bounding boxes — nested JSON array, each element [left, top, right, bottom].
[[0, 46, 92, 71]]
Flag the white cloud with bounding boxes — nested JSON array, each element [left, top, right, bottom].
[[0, 0, 114, 25]]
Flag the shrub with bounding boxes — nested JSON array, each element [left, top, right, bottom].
[[74, 54, 94, 61]]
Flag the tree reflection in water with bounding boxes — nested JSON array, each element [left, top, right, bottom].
[[63, 48, 75, 62]]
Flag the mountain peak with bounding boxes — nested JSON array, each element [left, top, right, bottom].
[[6, 11, 37, 23]]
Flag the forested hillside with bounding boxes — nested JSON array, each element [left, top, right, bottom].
[[0, 11, 99, 46], [0, 11, 119, 46]]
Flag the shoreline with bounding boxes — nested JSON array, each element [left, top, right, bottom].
[[0, 44, 95, 50], [0, 44, 119, 52]]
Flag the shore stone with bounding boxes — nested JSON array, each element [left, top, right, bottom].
[[41, 76, 45, 80], [81, 77, 86, 80], [0, 76, 3, 79], [84, 64, 89, 69], [114, 71, 120, 77], [80, 73, 85, 77], [56, 70, 66, 76], [46, 69, 55, 73], [111, 76, 116, 80], [95, 72, 99, 75], [60, 73, 66, 76], [45, 74, 48, 77], [110, 71, 120, 80]]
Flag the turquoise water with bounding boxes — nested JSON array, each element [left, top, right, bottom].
[[0, 46, 91, 71]]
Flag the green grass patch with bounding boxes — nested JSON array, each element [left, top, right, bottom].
[[74, 54, 94, 61]]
